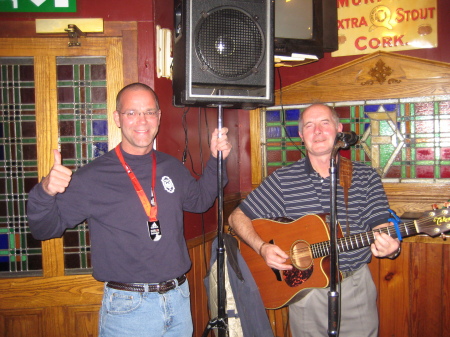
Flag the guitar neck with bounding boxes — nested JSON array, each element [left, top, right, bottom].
[[312, 220, 419, 258]]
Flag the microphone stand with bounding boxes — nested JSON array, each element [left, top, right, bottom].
[[202, 103, 228, 337], [327, 137, 351, 337]]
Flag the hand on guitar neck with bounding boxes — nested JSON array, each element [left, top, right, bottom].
[[370, 223, 401, 258]]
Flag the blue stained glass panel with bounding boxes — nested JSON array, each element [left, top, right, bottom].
[[383, 104, 398, 112], [94, 142, 108, 157], [266, 126, 281, 138], [364, 105, 380, 112], [266, 110, 280, 122], [93, 120, 107, 136], [285, 109, 300, 121], [0, 234, 7, 249], [286, 125, 299, 137]]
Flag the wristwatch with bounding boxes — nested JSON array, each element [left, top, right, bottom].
[[387, 245, 401, 259]]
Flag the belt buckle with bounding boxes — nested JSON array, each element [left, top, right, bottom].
[[156, 281, 167, 294]]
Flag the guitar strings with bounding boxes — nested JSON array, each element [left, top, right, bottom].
[[287, 215, 442, 260]]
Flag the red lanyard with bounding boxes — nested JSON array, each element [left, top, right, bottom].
[[115, 145, 158, 221]]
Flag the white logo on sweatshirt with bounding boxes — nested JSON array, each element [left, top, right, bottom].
[[161, 176, 175, 193]]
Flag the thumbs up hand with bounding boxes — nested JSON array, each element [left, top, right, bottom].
[[41, 150, 73, 196]]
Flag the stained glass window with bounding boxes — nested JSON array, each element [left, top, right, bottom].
[[264, 108, 303, 175], [0, 56, 109, 277], [57, 57, 108, 273], [0, 57, 42, 275], [262, 97, 450, 182]]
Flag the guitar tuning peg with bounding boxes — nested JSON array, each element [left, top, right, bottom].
[[432, 204, 438, 210]]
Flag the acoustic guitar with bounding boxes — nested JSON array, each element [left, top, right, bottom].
[[239, 208, 450, 309]]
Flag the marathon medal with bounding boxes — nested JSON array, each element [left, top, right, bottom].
[[148, 220, 162, 241]]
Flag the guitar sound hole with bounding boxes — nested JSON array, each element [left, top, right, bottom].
[[290, 240, 313, 270]]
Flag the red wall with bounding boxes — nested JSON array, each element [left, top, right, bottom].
[[2, 0, 448, 239]]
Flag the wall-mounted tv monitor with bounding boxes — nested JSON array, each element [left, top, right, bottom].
[[274, 0, 338, 60]]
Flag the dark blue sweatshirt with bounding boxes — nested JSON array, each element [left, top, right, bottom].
[[27, 147, 226, 283]]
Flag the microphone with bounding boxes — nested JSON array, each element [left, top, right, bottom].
[[336, 131, 359, 147]]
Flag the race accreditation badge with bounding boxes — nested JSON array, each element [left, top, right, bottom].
[[148, 220, 162, 241]]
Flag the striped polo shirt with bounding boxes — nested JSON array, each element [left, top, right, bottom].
[[239, 156, 390, 272]]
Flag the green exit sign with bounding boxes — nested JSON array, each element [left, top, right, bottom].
[[0, 0, 76, 12]]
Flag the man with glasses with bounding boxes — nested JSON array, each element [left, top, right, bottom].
[[27, 82, 232, 336]]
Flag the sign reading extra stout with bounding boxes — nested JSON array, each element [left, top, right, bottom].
[[332, 0, 437, 57]]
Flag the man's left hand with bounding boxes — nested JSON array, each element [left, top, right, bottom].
[[370, 223, 401, 258]]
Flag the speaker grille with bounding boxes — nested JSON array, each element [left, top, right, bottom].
[[195, 8, 264, 79]]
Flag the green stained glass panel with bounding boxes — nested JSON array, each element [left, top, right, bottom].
[[262, 99, 450, 180], [0, 57, 42, 276], [56, 57, 108, 273]]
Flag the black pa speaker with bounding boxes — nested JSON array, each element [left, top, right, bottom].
[[173, 0, 274, 109]]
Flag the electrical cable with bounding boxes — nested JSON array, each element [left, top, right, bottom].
[[181, 105, 211, 273], [276, 67, 307, 158], [181, 106, 202, 176]]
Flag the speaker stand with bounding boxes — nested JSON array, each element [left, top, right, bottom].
[[202, 103, 228, 337]]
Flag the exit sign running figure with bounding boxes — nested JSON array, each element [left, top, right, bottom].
[[0, 0, 76, 12]]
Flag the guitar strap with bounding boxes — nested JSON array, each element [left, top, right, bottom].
[[339, 156, 353, 236]]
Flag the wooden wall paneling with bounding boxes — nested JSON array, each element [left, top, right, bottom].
[[0, 275, 103, 309], [66, 305, 101, 337], [34, 52, 64, 278], [443, 244, 450, 337], [275, 51, 450, 106], [384, 182, 450, 217], [368, 257, 380, 292], [121, 28, 139, 86], [187, 233, 215, 337], [409, 242, 448, 337], [266, 307, 291, 337], [0, 308, 45, 337], [377, 247, 410, 337], [250, 109, 262, 188], [44, 307, 66, 337]]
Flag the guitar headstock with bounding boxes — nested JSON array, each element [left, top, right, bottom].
[[417, 205, 450, 237]]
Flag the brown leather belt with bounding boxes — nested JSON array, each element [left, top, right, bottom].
[[106, 275, 186, 294]]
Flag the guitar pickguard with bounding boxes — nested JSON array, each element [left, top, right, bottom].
[[283, 265, 314, 287]]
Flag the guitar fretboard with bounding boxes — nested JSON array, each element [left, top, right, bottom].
[[311, 219, 420, 258]]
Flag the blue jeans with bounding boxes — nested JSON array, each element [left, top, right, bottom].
[[99, 279, 193, 337]]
